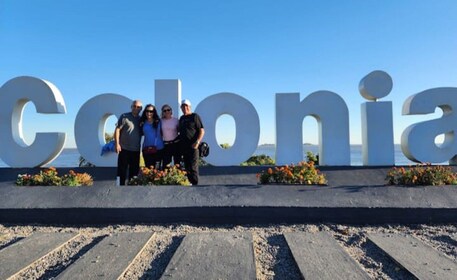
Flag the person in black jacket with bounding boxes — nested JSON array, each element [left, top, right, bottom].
[[179, 99, 205, 185]]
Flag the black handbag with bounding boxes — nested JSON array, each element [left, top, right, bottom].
[[198, 142, 210, 157]]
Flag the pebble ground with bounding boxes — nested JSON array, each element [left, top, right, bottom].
[[1, 223, 456, 280]]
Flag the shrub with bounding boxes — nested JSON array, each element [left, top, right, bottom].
[[220, 143, 231, 149], [306, 151, 319, 165], [257, 161, 327, 185], [128, 165, 191, 186], [386, 164, 457, 186], [198, 158, 210, 167], [61, 170, 94, 186], [16, 167, 93, 186], [241, 154, 275, 166]]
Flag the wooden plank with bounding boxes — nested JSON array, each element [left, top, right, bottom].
[[0, 232, 79, 279], [56, 232, 154, 280], [161, 232, 256, 280], [284, 232, 370, 280], [367, 233, 457, 280]]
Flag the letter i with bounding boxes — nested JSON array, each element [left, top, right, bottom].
[[155, 80, 182, 117], [360, 71, 395, 165]]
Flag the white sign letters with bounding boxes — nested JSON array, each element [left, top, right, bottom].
[[1, 72, 457, 167]]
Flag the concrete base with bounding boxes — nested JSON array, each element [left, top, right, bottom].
[[1, 166, 457, 225]]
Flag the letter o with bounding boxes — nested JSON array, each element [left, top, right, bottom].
[[195, 92, 260, 166]]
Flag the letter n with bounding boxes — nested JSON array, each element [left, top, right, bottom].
[[276, 91, 350, 165]]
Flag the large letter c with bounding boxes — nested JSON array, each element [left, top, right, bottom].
[[0, 76, 66, 167]]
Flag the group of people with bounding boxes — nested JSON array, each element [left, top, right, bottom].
[[114, 99, 205, 186]]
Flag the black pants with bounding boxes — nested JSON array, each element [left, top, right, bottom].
[[143, 150, 162, 170], [181, 145, 199, 185], [162, 141, 181, 168], [117, 149, 140, 185]]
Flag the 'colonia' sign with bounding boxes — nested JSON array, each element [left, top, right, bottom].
[[1, 70, 456, 168]]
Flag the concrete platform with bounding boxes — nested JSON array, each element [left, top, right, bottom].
[[1, 166, 457, 225]]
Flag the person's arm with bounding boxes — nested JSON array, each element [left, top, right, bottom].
[[114, 127, 121, 153], [192, 128, 205, 149], [192, 114, 205, 149], [197, 128, 205, 144]]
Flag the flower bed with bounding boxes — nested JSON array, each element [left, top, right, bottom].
[[128, 165, 191, 186], [257, 161, 327, 185], [386, 164, 457, 186], [16, 167, 93, 186]]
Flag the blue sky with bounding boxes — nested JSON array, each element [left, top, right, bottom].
[[1, 0, 457, 148]]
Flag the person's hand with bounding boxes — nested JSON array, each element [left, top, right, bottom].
[[192, 142, 199, 150], [115, 143, 122, 154]]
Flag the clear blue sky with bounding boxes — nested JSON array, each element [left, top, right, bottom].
[[1, 0, 457, 148]]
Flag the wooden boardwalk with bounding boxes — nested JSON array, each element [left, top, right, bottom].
[[1, 231, 456, 279]]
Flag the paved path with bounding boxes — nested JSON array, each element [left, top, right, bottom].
[[0, 232, 79, 279], [367, 233, 457, 280], [451, 234, 457, 243], [284, 232, 370, 280], [1, 230, 457, 279], [56, 232, 154, 280], [161, 232, 256, 280]]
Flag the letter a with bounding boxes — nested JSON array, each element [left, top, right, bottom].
[[401, 87, 457, 163]]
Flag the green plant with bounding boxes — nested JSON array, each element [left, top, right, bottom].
[[306, 151, 319, 164], [220, 143, 231, 149], [16, 173, 34, 186], [257, 161, 327, 185], [386, 164, 457, 186], [198, 158, 210, 166], [16, 167, 93, 186], [128, 165, 191, 186], [241, 154, 275, 166], [61, 170, 94, 186]]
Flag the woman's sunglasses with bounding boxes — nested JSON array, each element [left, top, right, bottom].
[[163, 108, 172, 112]]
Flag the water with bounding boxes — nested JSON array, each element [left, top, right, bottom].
[[257, 144, 419, 166], [0, 148, 82, 168], [0, 145, 425, 167]]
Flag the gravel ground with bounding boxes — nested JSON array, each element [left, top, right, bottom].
[[1, 223, 457, 280]]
